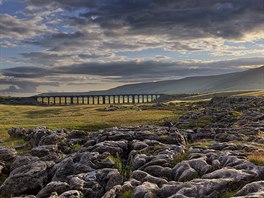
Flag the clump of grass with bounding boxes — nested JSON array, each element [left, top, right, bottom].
[[220, 191, 236, 198], [230, 110, 243, 118], [258, 133, 264, 138], [0, 137, 31, 155], [219, 182, 244, 198], [17, 148, 31, 155], [180, 115, 210, 129], [107, 154, 133, 180], [241, 134, 249, 141], [248, 152, 264, 166], [195, 116, 210, 128], [172, 151, 189, 166], [71, 143, 82, 152], [140, 143, 164, 155], [0, 173, 8, 185], [120, 189, 133, 198], [159, 134, 169, 138], [191, 140, 214, 148], [148, 130, 156, 134], [152, 144, 165, 153], [108, 154, 123, 174], [0, 138, 26, 147]]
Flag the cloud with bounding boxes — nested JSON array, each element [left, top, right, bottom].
[[21, 51, 113, 67], [2, 57, 264, 81], [0, 40, 17, 48], [0, 75, 59, 94], [0, 14, 49, 40]]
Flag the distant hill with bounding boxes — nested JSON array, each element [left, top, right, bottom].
[[38, 66, 264, 96]]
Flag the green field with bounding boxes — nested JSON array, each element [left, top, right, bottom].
[[0, 104, 175, 142]]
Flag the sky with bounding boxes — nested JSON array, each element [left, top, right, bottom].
[[0, 0, 264, 96]]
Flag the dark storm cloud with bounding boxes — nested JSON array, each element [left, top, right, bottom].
[[25, 0, 264, 40], [86, 0, 264, 40], [2, 57, 264, 80], [19, 0, 264, 64]]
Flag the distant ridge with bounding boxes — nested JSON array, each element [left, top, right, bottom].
[[38, 66, 264, 96]]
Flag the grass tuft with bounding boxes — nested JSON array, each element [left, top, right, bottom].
[[230, 110, 243, 118], [108, 154, 123, 174], [191, 140, 214, 148], [220, 191, 236, 198], [71, 143, 82, 152], [248, 152, 264, 166], [120, 189, 133, 198], [258, 133, 264, 138], [172, 151, 189, 166]]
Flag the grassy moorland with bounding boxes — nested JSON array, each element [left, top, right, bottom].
[[0, 90, 263, 145], [0, 104, 176, 142], [169, 90, 264, 102]]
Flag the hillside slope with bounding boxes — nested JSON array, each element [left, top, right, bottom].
[[95, 66, 264, 94], [38, 66, 264, 96]]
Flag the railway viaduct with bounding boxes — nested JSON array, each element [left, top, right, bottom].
[[33, 94, 163, 105]]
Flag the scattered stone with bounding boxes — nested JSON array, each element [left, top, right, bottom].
[[0, 146, 17, 161]]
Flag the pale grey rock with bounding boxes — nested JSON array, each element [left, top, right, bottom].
[[0, 161, 53, 196], [234, 181, 264, 197], [37, 181, 70, 198], [58, 190, 83, 198], [0, 146, 17, 161], [134, 182, 158, 198]]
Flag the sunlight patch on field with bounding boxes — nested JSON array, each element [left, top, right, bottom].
[[177, 90, 263, 101], [0, 104, 173, 141]]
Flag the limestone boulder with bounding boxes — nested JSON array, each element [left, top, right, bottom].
[[0, 146, 17, 161], [0, 161, 54, 196]]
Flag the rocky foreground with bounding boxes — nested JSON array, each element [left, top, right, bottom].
[[0, 96, 264, 198]]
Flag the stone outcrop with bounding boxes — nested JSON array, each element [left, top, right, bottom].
[[1, 96, 264, 197]]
